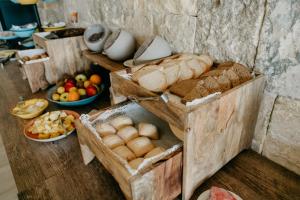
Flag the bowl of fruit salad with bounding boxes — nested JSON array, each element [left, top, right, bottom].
[[47, 73, 104, 106]]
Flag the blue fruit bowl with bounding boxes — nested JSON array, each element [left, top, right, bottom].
[[11, 28, 35, 38], [47, 84, 104, 107]]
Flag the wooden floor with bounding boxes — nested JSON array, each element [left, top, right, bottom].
[[0, 62, 299, 200]]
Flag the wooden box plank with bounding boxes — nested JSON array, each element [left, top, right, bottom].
[[182, 75, 265, 200], [33, 33, 88, 84], [21, 61, 50, 93]]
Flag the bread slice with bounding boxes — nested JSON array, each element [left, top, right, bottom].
[[169, 79, 199, 97], [231, 63, 252, 83], [162, 62, 180, 86], [178, 60, 194, 81], [137, 68, 167, 92], [217, 61, 235, 69], [197, 55, 213, 67], [186, 59, 209, 78], [201, 69, 224, 77], [223, 69, 240, 87], [203, 76, 222, 93], [132, 65, 160, 82], [214, 75, 232, 92], [182, 81, 210, 103]]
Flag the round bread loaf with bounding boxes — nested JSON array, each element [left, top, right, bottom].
[[138, 123, 159, 140], [144, 147, 165, 158], [102, 135, 124, 149], [110, 115, 133, 130], [127, 137, 155, 157], [129, 157, 144, 170], [96, 123, 116, 137], [113, 145, 136, 161], [117, 126, 139, 143]]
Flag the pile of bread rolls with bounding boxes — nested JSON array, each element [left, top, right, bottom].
[[96, 115, 165, 170], [132, 54, 214, 92]]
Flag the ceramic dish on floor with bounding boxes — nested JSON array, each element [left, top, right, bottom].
[[11, 99, 48, 119], [46, 84, 104, 107], [197, 189, 242, 200], [24, 110, 80, 142]]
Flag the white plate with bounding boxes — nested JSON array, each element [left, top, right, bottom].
[[23, 110, 79, 143], [24, 129, 74, 143], [197, 189, 243, 200]]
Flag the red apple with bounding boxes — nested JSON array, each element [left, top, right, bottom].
[[86, 85, 97, 97], [65, 78, 76, 85], [64, 82, 75, 92]]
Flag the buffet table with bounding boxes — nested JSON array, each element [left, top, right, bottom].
[[0, 62, 299, 200]]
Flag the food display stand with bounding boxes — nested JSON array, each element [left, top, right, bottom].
[[75, 55, 266, 200]]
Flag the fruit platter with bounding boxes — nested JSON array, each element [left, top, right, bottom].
[[24, 110, 79, 142], [47, 73, 104, 106]]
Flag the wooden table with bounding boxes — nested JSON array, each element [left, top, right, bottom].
[[0, 62, 299, 200]]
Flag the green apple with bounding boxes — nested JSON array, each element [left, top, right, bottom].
[[78, 88, 86, 96], [52, 93, 60, 101], [57, 86, 65, 94], [75, 74, 87, 82], [60, 93, 69, 102]]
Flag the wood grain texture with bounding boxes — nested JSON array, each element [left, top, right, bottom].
[[183, 75, 265, 200], [22, 61, 49, 93], [33, 34, 89, 84], [83, 50, 125, 72], [130, 152, 182, 200]]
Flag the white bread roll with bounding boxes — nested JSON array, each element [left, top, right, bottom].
[[96, 123, 116, 137], [144, 147, 165, 158], [102, 135, 124, 149], [129, 158, 144, 169], [110, 115, 133, 130], [113, 145, 136, 161], [137, 69, 167, 92], [127, 137, 155, 157], [138, 123, 159, 140], [117, 126, 139, 143]]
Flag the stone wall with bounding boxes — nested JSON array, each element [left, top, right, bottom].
[[37, 0, 300, 174]]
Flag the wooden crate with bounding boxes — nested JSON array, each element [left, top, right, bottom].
[[109, 66, 265, 199], [33, 32, 88, 84], [75, 103, 183, 200]]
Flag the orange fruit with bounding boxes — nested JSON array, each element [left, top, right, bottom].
[[68, 91, 80, 101], [90, 74, 101, 85]]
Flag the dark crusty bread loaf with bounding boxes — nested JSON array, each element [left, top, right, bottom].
[[169, 79, 199, 97], [203, 76, 222, 93], [182, 82, 209, 103], [223, 69, 240, 87], [201, 69, 224, 77], [217, 61, 235, 69], [214, 75, 232, 92], [231, 63, 252, 83]]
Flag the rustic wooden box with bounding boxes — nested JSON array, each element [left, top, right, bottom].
[[17, 49, 50, 93], [109, 67, 265, 199], [76, 103, 183, 200], [33, 32, 88, 84]]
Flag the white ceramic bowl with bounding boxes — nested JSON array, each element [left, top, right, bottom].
[[133, 36, 172, 64], [84, 24, 111, 52], [103, 29, 136, 61]]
